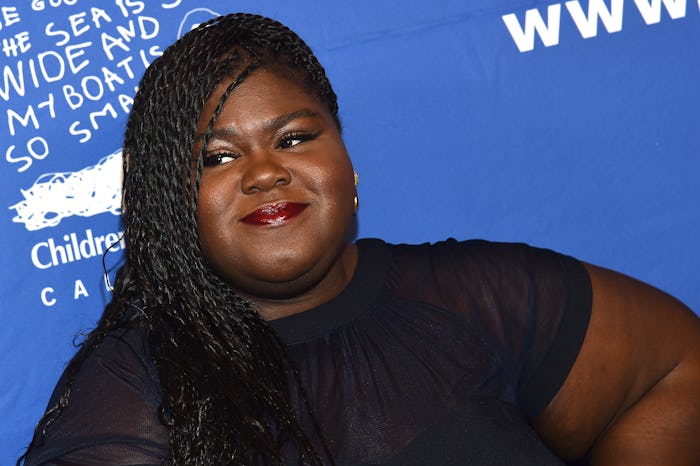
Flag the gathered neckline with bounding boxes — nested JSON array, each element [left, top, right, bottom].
[[268, 238, 389, 345]]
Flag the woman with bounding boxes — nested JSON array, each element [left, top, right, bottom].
[[21, 12, 700, 466]]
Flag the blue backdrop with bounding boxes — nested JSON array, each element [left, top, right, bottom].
[[2, 0, 698, 461]]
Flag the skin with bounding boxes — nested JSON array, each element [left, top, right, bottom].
[[194, 67, 700, 462], [536, 263, 700, 464], [195, 68, 358, 320]]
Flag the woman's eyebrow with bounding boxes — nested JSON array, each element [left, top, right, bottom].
[[263, 109, 320, 132], [194, 109, 320, 142]]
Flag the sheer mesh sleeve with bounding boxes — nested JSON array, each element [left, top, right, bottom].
[[23, 327, 169, 465], [391, 238, 592, 418], [514, 245, 592, 417]]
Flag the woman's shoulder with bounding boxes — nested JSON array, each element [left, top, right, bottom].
[[380, 236, 573, 263], [22, 322, 168, 465], [361, 237, 592, 419], [369, 237, 586, 296], [92, 324, 161, 395]]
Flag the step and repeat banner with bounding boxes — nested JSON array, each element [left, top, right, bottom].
[[2, 0, 698, 460]]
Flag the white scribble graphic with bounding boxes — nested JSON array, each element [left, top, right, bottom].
[[7, 9, 220, 232], [177, 8, 221, 38], [10, 150, 123, 231]]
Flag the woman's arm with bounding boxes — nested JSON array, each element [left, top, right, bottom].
[[534, 263, 700, 465]]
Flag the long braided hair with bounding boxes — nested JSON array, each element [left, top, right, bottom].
[[24, 13, 340, 465]]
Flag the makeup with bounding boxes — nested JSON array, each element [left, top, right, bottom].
[[241, 202, 307, 226]]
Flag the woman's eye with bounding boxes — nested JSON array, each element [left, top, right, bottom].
[[203, 152, 238, 167], [278, 132, 317, 149]]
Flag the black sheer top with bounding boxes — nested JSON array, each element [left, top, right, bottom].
[[24, 238, 592, 465]]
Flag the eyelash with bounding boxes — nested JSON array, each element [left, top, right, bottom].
[[202, 152, 239, 167], [202, 131, 319, 167], [277, 131, 319, 149]]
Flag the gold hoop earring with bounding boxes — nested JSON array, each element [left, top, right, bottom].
[[353, 171, 359, 214]]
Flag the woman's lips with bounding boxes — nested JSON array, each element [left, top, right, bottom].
[[241, 202, 308, 226]]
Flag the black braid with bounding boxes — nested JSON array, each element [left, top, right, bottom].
[[21, 13, 340, 465]]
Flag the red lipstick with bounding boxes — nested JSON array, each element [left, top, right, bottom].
[[241, 202, 307, 226]]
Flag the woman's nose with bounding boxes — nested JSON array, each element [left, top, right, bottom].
[[240, 150, 291, 194]]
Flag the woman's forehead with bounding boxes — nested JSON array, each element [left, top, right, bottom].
[[204, 67, 324, 116]]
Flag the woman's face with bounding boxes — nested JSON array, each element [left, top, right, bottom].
[[194, 68, 356, 305]]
